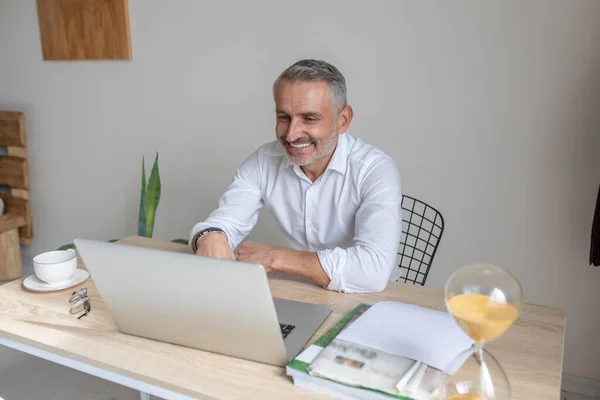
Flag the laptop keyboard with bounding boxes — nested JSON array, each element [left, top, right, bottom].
[[280, 323, 296, 339]]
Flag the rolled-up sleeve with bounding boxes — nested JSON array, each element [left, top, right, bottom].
[[189, 149, 264, 251], [317, 157, 402, 293]]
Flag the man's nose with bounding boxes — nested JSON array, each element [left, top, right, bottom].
[[286, 119, 304, 143]]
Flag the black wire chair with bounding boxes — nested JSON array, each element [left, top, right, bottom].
[[397, 195, 445, 286]]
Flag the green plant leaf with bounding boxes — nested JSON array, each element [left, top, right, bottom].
[[144, 152, 161, 238], [171, 238, 189, 245], [138, 156, 147, 237]]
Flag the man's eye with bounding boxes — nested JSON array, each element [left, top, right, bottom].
[[306, 117, 317, 122], [277, 115, 289, 120]]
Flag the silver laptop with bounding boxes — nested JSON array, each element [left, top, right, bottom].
[[73, 238, 332, 366]]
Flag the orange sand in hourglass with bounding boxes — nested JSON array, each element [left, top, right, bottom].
[[447, 293, 519, 343], [448, 394, 484, 400]]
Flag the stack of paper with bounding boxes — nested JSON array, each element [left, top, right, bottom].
[[286, 301, 474, 400], [336, 301, 473, 374]]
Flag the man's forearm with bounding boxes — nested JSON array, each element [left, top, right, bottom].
[[272, 248, 331, 287]]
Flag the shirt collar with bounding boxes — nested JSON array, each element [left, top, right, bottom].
[[279, 133, 349, 176], [326, 133, 348, 175]]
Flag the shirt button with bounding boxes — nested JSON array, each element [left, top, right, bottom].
[[308, 222, 314, 229]]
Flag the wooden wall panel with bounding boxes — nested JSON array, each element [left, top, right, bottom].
[[0, 228, 23, 280], [36, 0, 132, 60], [0, 109, 32, 246], [0, 157, 29, 190], [0, 112, 26, 147], [0, 214, 26, 234], [7, 147, 25, 158], [0, 194, 33, 244]]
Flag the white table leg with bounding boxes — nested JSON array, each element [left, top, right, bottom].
[[0, 337, 199, 400]]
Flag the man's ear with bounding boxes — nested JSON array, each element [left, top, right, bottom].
[[336, 105, 354, 133]]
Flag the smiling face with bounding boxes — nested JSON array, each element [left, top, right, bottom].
[[274, 80, 342, 170]]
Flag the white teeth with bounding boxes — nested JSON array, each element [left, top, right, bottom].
[[290, 143, 312, 148]]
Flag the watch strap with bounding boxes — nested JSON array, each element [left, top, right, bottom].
[[192, 227, 227, 252]]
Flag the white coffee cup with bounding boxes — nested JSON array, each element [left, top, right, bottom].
[[33, 248, 77, 285]]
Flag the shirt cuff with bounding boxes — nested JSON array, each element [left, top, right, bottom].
[[316, 248, 347, 292]]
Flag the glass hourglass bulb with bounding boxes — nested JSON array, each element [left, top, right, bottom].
[[438, 264, 523, 400]]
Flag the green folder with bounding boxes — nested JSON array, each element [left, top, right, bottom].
[[286, 303, 414, 400]]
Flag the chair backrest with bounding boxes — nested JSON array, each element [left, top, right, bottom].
[[397, 195, 444, 285], [0, 111, 32, 245]]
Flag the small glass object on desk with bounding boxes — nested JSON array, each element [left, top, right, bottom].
[[438, 264, 523, 400]]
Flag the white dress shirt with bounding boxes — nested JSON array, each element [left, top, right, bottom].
[[190, 132, 403, 293]]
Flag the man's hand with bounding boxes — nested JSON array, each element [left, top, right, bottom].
[[194, 233, 235, 260], [237, 241, 330, 287], [236, 241, 277, 272]]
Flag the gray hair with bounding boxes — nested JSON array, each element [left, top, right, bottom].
[[273, 59, 347, 116]]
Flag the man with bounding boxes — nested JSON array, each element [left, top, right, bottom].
[[189, 59, 402, 293]]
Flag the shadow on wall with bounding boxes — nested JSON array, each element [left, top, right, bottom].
[[58, 152, 189, 250]]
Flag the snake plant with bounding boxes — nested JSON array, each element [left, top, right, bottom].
[[138, 152, 161, 238]]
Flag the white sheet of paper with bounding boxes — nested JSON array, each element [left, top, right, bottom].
[[336, 301, 473, 372]]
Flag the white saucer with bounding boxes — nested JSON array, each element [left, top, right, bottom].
[[23, 269, 90, 292]]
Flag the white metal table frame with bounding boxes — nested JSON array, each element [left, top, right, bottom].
[[0, 335, 199, 400]]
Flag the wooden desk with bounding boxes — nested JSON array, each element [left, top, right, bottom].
[[0, 236, 566, 399]]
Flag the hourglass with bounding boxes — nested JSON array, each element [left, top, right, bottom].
[[438, 264, 523, 400]]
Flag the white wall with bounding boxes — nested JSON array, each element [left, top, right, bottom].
[[1, 0, 599, 382]]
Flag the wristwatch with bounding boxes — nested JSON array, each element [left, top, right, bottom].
[[193, 227, 227, 252]]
